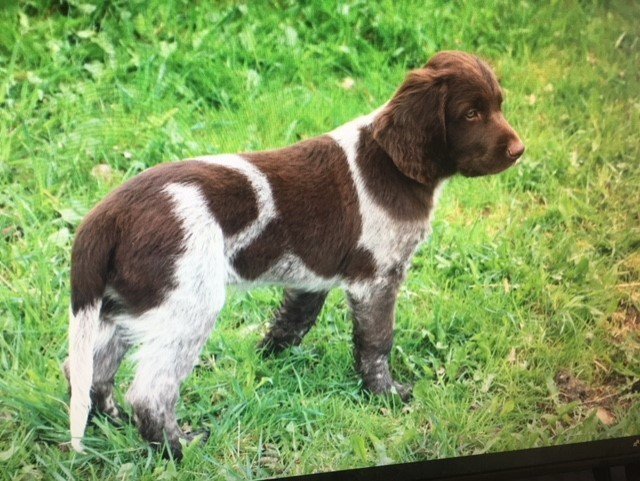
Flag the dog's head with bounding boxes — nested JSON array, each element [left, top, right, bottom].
[[373, 51, 525, 183]]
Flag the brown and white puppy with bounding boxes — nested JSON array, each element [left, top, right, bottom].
[[66, 51, 524, 456]]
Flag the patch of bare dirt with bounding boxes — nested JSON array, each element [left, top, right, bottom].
[[554, 370, 624, 410], [554, 369, 638, 427]]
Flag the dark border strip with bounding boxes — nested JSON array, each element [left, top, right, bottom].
[[277, 435, 640, 481]]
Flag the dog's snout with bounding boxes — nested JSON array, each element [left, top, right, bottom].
[[507, 139, 525, 160]]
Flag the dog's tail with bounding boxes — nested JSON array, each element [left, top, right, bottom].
[[68, 210, 117, 452]]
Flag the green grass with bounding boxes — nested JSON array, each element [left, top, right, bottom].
[[1, 0, 639, 479]]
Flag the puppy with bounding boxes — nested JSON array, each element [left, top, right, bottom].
[[66, 51, 524, 456]]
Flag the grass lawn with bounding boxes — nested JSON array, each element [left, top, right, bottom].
[[1, 0, 639, 479]]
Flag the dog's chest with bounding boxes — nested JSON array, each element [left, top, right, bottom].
[[356, 198, 435, 276]]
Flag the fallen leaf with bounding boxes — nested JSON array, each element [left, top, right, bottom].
[[0, 444, 18, 461], [76, 29, 96, 39], [48, 227, 70, 247], [259, 456, 281, 468], [58, 442, 71, 453], [596, 407, 616, 426], [2, 225, 22, 240], [192, 28, 211, 49], [159, 41, 177, 59], [91, 164, 114, 182], [27, 72, 43, 85], [18, 11, 29, 33], [116, 462, 135, 481], [246, 69, 261, 90], [341, 77, 355, 90], [615, 32, 627, 49], [18, 465, 43, 480], [83, 61, 104, 79], [58, 208, 84, 224], [283, 26, 298, 47], [507, 348, 517, 364], [77, 3, 97, 14], [500, 399, 515, 416], [481, 374, 496, 393]]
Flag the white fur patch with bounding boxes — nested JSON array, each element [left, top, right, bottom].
[[347, 275, 394, 304], [428, 180, 447, 230]]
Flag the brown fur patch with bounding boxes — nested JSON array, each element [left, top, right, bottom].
[[235, 136, 376, 281], [231, 221, 283, 279], [72, 161, 259, 314], [356, 125, 440, 221], [193, 163, 259, 237], [71, 170, 184, 315]]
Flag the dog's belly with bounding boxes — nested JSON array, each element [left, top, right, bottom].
[[224, 223, 428, 292], [226, 252, 340, 291]]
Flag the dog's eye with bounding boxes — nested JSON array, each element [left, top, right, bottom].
[[465, 109, 479, 120]]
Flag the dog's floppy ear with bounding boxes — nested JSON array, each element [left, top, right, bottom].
[[372, 68, 447, 184]]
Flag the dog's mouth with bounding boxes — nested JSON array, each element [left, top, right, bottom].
[[493, 157, 520, 174], [458, 155, 520, 177], [493, 150, 525, 172]]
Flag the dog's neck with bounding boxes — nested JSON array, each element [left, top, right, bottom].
[[330, 115, 451, 221]]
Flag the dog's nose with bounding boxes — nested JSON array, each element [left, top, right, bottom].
[[507, 139, 525, 160]]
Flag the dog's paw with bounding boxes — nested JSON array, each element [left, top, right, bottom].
[[183, 429, 210, 444], [90, 403, 131, 428], [365, 379, 413, 402], [258, 335, 289, 356], [157, 430, 209, 461], [390, 381, 413, 402]]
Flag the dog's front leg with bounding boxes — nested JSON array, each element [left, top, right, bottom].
[[347, 279, 412, 401], [260, 289, 328, 354]]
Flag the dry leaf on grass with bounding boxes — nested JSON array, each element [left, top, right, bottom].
[[340, 77, 355, 90], [91, 164, 114, 182], [595, 407, 616, 426]]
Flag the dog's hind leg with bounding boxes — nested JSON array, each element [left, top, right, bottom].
[[259, 289, 328, 354], [91, 321, 131, 423], [124, 182, 227, 459], [124, 293, 224, 458]]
